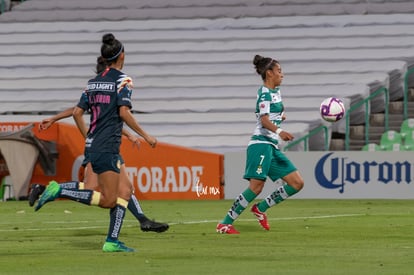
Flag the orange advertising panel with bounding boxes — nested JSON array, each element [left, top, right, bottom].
[[120, 142, 224, 200], [0, 122, 224, 200]]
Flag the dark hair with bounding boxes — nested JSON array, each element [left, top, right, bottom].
[[95, 56, 107, 74], [100, 33, 124, 64], [253, 54, 279, 80]]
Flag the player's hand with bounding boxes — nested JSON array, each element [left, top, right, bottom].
[[281, 112, 286, 121], [127, 135, 141, 150], [146, 136, 157, 148], [279, 131, 294, 141], [38, 119, 54, 131]]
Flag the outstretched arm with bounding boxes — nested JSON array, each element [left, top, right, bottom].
[[39, 107, 75, 131]]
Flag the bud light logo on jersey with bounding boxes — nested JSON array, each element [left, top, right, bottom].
[[87, 82, 115, 92], [314, 152, 411, 193]]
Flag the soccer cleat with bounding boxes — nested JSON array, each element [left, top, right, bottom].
[[102, 240, 135, 252], [140, 220, 169, 233], [28, 184, 46, 207], [34, 181, 61, 212], [251, 204, 270, 231], [216, 223, 240, 234]]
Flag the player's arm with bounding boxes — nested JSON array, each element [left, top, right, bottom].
[[73, 106, 88, 138], [261, 114, 294, 141], [258, 93, 293, 141], [119, 106, 157, 148], [261, 114, 278, 132], [39, 107, 75, 131], [122, 127, 141, 148], [258, 95, 279, 133]]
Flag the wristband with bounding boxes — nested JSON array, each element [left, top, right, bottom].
[[276, 128, 283, 135]]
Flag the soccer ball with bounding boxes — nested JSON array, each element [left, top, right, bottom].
[[319, 97, 345, 122]]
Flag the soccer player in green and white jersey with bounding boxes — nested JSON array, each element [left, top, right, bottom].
[[216, 55, 304, 234]]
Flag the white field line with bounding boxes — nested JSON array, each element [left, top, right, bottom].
[[0, 213, 363, 232], [171, 213, 364, 225]]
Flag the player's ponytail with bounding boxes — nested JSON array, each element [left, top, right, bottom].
[[253, 54, 278, 80], [95, 56, 107, 74]]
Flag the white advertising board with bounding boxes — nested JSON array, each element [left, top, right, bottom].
[[224, 151, 414, 199]]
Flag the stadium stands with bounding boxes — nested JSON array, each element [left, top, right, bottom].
[[360, 117, 414, 151], [380, 130, 403, 150], [361, 143, 382, 152], [0, 0, 414, 153], [399, 118, 414, 139]]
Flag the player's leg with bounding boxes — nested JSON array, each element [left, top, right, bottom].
[[216, 178, 264, 234], [44, 156, 94, 191], [28, 180, 87, 207], [216, 144, 270, 234], [34, 162, 101, 211], [252, 151, 304, 230], [35, 154, 115, 210], [97, 154, 134, 252], [32, 163, 169, 233], [99, 170, 133, 252], [34, 180, 101, 211], [83, 163, 99, 190], [132, 195, 169, 233], [256, 171, 303, 212], [119, 164, 169, 233], [29, 163, 93, 207]]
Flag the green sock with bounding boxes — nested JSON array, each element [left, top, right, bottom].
[[257, 184, 298, 212], [222, 188, 257, 224]]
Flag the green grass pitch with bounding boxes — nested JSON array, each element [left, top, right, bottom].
[[0, 199, 413, 274]]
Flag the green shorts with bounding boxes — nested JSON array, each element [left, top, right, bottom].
[[244, 143, 297, 182]]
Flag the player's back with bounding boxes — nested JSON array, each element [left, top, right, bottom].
[[85, 67, 126, 153]]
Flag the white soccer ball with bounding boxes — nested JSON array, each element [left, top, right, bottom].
[[319, 97, 345, 122]]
